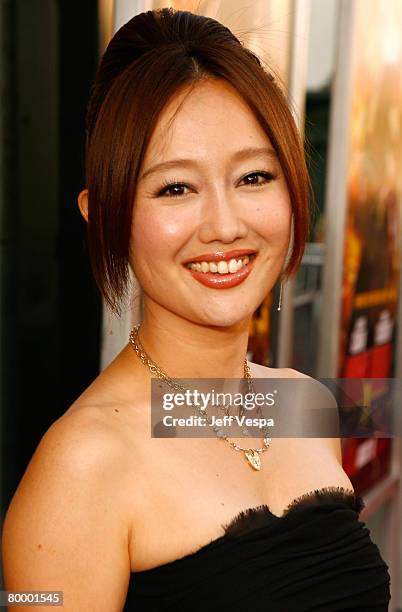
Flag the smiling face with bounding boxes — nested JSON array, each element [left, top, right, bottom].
[[130, 78, 292, 328]]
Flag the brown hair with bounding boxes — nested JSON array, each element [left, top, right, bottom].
[[85, 7, 311, 316]]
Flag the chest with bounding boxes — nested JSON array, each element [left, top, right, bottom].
[[126, 436, 353, 572]]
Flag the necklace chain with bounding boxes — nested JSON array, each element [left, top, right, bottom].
[[129, 324, 272, 470]]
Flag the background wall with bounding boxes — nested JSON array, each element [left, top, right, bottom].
[[0, 0, 101, 558]]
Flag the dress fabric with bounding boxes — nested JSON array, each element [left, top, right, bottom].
[[123, 486, 391, 611]]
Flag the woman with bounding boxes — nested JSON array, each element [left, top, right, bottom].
[[2, 8, 391, 611]]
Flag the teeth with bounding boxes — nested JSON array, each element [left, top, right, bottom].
[[187, 255, 254, 274], [228, 258, 238, 273], [217, 260, 228, 274]]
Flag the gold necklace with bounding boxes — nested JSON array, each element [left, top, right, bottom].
[[129, 324, 271, 471]]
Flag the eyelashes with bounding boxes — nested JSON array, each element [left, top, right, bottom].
[[154, 171, 278, 199]]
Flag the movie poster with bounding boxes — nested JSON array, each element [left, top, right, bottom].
[[340, 0, 402, 379], [339, 0, 402, 491]]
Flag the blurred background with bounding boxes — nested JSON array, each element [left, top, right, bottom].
[[0, 0, 401, 609]]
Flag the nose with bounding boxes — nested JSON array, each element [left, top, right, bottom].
[[197, 187, 248, 244]]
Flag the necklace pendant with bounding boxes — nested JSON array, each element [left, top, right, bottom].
[[244, 449, 261, 470]]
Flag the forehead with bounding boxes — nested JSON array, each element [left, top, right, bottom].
[[142, 78, 273, 164]]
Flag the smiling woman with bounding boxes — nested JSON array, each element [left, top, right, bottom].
[[79, 9, 310, 318], [125, 76, 294, 323], [2, 6, 391, 612]]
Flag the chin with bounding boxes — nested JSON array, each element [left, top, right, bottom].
[[196, 305, 254, 328]]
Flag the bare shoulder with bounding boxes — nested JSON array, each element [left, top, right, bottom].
[[289, 368, 343, 466], [38, 406, 135, 476], [249, 362, 301, 378], [249, 363, 342, 466], [2, 409, 133, 611], [250, 363, 321, 379], [284, 367, 311, 379], [249, 363, 311, 379], [251, 364, 336, 401]]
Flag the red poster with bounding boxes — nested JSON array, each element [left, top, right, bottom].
[[339, 0, 402, 493]]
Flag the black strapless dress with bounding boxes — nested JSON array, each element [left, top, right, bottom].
[[123, 486, 391, 611]]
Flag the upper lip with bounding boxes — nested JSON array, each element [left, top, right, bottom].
[[182, 249, 257, 264]]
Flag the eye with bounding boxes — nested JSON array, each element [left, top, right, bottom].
[[239, 171, 277, 187], [156, 181, 192, 198], [154, 170, 277, 199]]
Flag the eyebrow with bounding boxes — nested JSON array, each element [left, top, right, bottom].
[[138, 146, 278, 181]]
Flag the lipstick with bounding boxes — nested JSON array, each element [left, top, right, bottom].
[[184, 253, 258, 289], [182, 248, 257, 265]]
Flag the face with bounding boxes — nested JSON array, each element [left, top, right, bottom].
[[130, 78, 292, 328]]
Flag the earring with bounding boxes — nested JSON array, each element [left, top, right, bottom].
[[107, 310, 114, 335], [277, 276, 285, 311]]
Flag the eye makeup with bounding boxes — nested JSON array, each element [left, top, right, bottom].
[[152, 170, 278, 199]]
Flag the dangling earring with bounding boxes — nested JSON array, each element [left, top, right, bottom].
[[107, 310, 114, 335], [277, 276, 285, 311]]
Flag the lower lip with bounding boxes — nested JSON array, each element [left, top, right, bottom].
[[184, 255, 257, 289]]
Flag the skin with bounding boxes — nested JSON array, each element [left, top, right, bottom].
[[2, 78, 351, 611], [126, 77, 292, 379]]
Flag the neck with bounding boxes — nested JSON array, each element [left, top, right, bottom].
[[133, 306, 251, 380]]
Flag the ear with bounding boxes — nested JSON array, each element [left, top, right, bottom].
[[77, 189, 89, 223]]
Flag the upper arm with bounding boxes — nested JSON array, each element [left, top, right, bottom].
[[285, 368, 343, 466], [2, 413, 131, 611]]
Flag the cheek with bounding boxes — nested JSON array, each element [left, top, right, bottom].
[[253, 192, 292, 245], [130, 204, 191, 269]]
